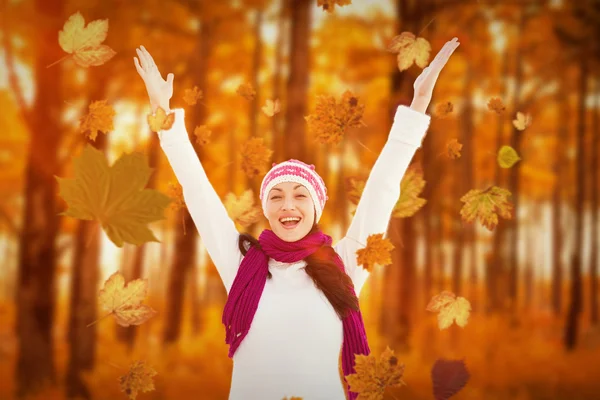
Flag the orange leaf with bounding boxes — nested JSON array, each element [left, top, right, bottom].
[[305, 90, 365, 145], [183, 86, 203, 106], [79, 99, 115, 141], [262, 99, 281, 117], [355, 233, 395, 272], [427, 291, 472, 330], [435, 101, 453, 118], [345, 346, 406, 398], [240, 137, 273, 179], [193, 125, 212, 146], [236, 83, 257, 101], [446, 138, 462, 159], [487, 97, 505, 114], [224, 190, 262, 228], [147, 107, 175, 132], [460, 186, 513, 231], [387, 32, 431, 71], [118, 360, 157, 400]]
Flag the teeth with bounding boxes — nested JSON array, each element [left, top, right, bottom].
[[280, 217, 301, 223]]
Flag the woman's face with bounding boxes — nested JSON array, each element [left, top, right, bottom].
[[265, 181, 315, 242]]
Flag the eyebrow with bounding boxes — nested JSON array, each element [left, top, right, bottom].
[[271, 184, 303, 192]]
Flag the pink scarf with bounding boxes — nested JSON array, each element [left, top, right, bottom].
[[222, 228, 370, 400]]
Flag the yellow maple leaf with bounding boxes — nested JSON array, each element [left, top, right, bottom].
[[147, 107, 175, 132], [79, 100, 115, 141], [118, 360, 157, 400], [345, 175, 367, 206], [317, 0, 352, 12], [240, 137, 273, 179], [487, 97, 506, 114], [97, 271, 157, 327], [236, 82, 257, 101], [57, 12, 116, 68], [426, 291, 472, 330], [224, 190, 262, 228], [387, 32, 431, 71], [435, 101, 453, 118], [305, 90, 366, 146], [346, 346, 406, 399], [512, 111, 532, 131], [460, 186, 513, 231], [183, 86, 203, 106], [355, 233, 395, 272], [262, 99, 281, 117], [392, 166, 427, 218], [194, 125, 212, 146], [56, 144, 172, 247], [446, 138, 462, 159], [167, 181, 185, 212], [497, 145, 521, 168]]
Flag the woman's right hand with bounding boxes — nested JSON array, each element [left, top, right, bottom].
[[134, 45, 174, 113]]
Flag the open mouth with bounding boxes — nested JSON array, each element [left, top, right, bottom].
[[279, 217, 301, 229]]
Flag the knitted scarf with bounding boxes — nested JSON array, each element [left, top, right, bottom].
[[222, 228, 370, 400]]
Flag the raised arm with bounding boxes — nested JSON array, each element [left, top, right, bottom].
[[134, 45, 242, 293]]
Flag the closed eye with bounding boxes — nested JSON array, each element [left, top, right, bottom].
[[271, 194, 307, 199]]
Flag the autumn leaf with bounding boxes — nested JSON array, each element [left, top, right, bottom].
[[56, 144, 171, 247], [431, 359, 470, 400], [240, 137, 273, 179], [236, 82, 256, 101], [346, 346, 406, 399], [79, 100, 115, 141], [345, 175, 367, 205], [435, 101, 453, 118], [305, 90, 366, 145], [426, 291, 471, 330], [512, 111, 532, 131], [355, 233, 395, 272], [224, 190, 262, 228], [317, 0, 352, 12], [147, 107, 175, 132], [119, 360, 157, 400], [487, 97, 505, 114], [460, 186, 513, 231], [57, 12, 116, 68], [97, 272, 157, 327], [392, 166, 427, 218], [497, 145, 521, 168], [167, 181, 185, 212], [387, 32, 431, 71], [446, 138, 462, 159], [194, 125, 212, 146], [262, 99, 281, 117], [183, 86, 203, 106]]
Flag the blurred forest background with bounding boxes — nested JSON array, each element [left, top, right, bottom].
[[1, 0, 600, 399]]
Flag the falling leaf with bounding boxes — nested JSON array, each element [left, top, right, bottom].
[[147, 107, 175, 132], [194, 125, 212, 146], [487, 97, 505, 114], [460, 186, 513, 231], [431, 359, 470, 400], [236, 82, 256, 101], [512, 112, 532, 131], [345, 175, 367, 205], [305, 90, 366, 145], [387, 32, 431, 71], [446, 138, 462, 159], [346, 346, 406, 399], [355, 233, 395, 272], [240, 137, 273, 179], [262, 99, 281, 117], [392, 166, 427, 218], [56, 144, 172, 247], [119, 360, 157, 400], [317, 0, 352, 12], [224, 189, 262, 228], [497, 145, 521, 168], [98, 272, 157, 327], [426, 291, 471, 330], [183, 86, 203, 106], [435, 101, 453, 118], [167, 181, 185, 212], [58, 12, 116, 67], [79, 100, 115, 141]]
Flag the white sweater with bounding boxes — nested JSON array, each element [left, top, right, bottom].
[[158, 106, 431, 400]]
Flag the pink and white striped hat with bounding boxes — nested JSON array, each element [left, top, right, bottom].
[[259, 159, 329, 223]]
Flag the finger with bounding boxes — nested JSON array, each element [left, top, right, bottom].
[[140, 45, 156, 69], [136, 48, 148, 71], [134, 57, 144, 75]]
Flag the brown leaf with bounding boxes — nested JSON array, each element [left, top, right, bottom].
[[236, 82, 257, 101], [446, 138, 462, 159], [435, 101, 453, 118], [240, 137, 273, 179], [119, 360, 157, 400], [167, 181, 185, 212], [317, 0, 352, 12], [183, 86, 203, 106], [392, 166, 427, 218], [487, 97, 505, 114], [431, 359, 470, 400]]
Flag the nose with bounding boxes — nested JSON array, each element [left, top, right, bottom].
[[282, 196, 296, 210]]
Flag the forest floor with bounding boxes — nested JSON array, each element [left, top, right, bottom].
[[1, 298, 600, 400]]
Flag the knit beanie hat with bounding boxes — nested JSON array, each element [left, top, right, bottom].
[[259, 159, 328, 223]]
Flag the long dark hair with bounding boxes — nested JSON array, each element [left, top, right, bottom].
[[237, 222, 360, 320]]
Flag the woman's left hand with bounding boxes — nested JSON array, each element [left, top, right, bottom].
[[410, 37, 460, 113]]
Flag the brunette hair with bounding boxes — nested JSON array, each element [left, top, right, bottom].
[[237, 221, 360, 320]]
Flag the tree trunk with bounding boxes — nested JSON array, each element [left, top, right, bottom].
[[590, 76, 598, 325], [272, 1, 288, 162], [564, 44, 588, 350], [14, 0, 64, 396], [284, 0, 311, 163]]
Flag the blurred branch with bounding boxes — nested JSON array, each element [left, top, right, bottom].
[[0, 204, 19, 236], [1, 0, 32, 124]]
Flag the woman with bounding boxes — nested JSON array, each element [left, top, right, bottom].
[[134, 37, 459, 400]]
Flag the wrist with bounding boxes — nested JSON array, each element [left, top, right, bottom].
[[409, 97, 429, 114]]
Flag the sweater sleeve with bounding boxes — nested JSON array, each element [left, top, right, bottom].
[[158, 108, 243, 294], [333, 105, 431, 298]]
